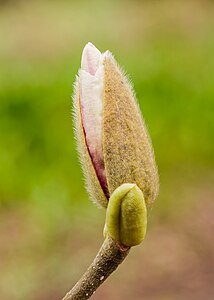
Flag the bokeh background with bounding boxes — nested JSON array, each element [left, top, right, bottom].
[[0, 0, 214, 299]]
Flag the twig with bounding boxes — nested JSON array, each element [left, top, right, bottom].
[[61, 235, 130, 300]]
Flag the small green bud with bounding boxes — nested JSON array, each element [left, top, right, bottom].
[[104, 183, 147, 247]]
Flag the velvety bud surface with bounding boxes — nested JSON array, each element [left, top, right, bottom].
[[103, 56, 159, 208]]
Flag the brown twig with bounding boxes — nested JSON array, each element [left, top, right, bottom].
[[61, 235, 130, 300]]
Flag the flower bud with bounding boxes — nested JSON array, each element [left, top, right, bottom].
[[73, 43, 159, 209]]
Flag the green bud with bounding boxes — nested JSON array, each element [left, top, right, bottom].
[[104, 183, 147, 247]]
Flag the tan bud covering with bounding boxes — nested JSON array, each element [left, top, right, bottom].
[[103, 57, 159, 208]]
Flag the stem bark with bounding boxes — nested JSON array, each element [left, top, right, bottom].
[[61, 235, 130, 300]]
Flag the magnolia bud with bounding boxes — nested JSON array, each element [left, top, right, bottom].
[[73, 43, 159, 210]]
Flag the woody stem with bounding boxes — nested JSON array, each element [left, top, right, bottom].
[[61, 235, 130, 300]]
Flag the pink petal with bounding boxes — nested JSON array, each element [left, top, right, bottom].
[[80, 43, 109, 197], [81, 42, 102, 76]]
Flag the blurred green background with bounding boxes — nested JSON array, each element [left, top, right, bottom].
[[0, 0, 214, 299]]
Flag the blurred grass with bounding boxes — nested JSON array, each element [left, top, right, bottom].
[[0, 0, 214, 299], [0, 0, 213, 206]]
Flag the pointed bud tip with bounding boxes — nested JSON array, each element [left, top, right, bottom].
[[81, 42, 102, 75], [102, 50, 114, 62]]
